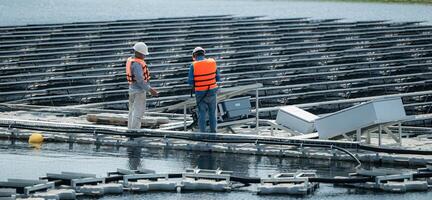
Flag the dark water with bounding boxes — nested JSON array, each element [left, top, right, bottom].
[[1, 141, 431, 199], [0, 0, 432, 26], [0, 141, 355, 179]]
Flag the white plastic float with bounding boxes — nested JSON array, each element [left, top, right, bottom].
[[6, 165, 432, 200], [382, 180, 429, 193], [44, 172, 122, 196], [257, 170, 319, 195], [0, 179, 55, 196], [32, 189, 76, 200], [122, 174, 177, 192], [0, 188, 16, 200], [179, 168, 232, 192], [338, 168, 430, 193], [75, 183, 123, 196]]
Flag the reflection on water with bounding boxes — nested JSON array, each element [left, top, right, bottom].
[[127, 146, 142, 170], [29, 142, 43, 150], [1, 140, 360, 179]]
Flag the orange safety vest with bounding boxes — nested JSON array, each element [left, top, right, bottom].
[[125, 57, 150, 84], [193, 58, 218, 91]]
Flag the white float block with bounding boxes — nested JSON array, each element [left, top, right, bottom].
[[142, 180, 177, 191], [0, 197, 15, 200], [180, 179, 230, 191], [31, 193, 59, 200], [127, 180, 177, 192], [258, 183, 308, 195], [32, 189, 75, 200], [75, 185, 104, 196], [126, 182, 149, 192], [381, 182, 407, 193], [404, 181, 429, 191], [100, 183, 123, 194], [0, 189, 16, 196], [0, 198, 15, 200]]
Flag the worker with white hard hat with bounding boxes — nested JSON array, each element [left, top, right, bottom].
[[126, 42, 159, 129], [188, 46, 221, 133]]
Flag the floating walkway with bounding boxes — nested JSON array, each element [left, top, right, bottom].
[[1, 166, 431, 199], [1, 116, 432, 167]]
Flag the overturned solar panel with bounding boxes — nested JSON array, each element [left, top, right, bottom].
[[315, 97, 407, 139]]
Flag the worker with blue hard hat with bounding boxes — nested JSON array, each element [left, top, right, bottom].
[[188, 47, 221, 133]]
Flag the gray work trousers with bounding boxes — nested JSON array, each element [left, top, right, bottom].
[[128, 91, 147, 129]]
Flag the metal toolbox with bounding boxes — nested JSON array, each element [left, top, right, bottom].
[[219, 96, 251, 120]]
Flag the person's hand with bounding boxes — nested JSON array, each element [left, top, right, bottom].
[[217, 88, 221, 94], [150, 88, 159, 97]]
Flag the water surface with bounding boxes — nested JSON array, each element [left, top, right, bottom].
[[1, 141, 431, 200], [0, 0, 431, 26]]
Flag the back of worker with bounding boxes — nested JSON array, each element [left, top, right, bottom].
[[188, 47, 221, 133]]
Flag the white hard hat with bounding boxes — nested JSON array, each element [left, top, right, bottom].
[[192, 47, 205, 55], [133, 42, 149, 55]]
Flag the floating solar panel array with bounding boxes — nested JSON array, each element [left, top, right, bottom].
[[1, 15, 432, 117]]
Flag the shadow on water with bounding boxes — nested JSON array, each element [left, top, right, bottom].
[[127, 145, 142, 170]]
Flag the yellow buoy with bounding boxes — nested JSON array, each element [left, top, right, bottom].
[[28, 133, 44, 144]]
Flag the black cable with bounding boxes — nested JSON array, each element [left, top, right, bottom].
[[359, 144, 432, 155], [280, 144, 362, 169]]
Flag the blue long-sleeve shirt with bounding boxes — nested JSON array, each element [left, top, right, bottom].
[[129, 61, 151, 92], [188, 56, 221, 95]]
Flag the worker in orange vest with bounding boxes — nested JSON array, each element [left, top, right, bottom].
[[188, 47, 221, 133], [126, 42, 159, 129]]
